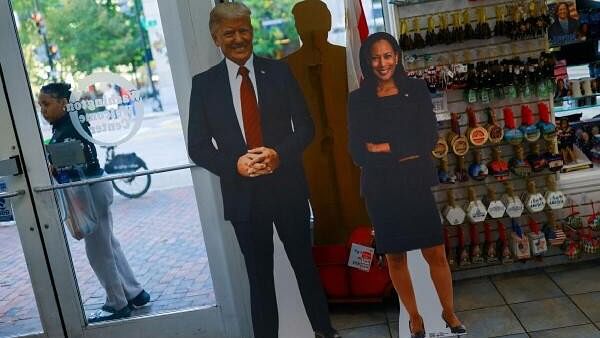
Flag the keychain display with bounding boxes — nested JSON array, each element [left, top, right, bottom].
[[510, 218, 531, 260], [438, 156, 456, 184], [588, 201, 600, 231], [447, 112, 470, 157], [543, 210, 566, 247], [543, 138, 564, 172], [537, 103, 556, 141], [455, 155, 469, 183], [565, 200, 583, 229]]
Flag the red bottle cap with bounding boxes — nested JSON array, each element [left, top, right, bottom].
[[521, 105, 534, 126], [538, 102, 550, 123], [470, 224, 480, 245], [503, 107, 516, 129]]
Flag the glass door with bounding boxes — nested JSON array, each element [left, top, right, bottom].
[[0, 1, 249, 337]]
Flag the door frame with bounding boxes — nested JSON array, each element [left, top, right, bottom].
[[0, 0, 252, 336]]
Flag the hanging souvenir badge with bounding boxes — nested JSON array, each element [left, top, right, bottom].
[[484, 222, 498, 263], [543, 138, 564, 172], [438, 156, 456, 184], [468, 149, 489, 181], [519, 105, 541, 143], [464, 187, 488, 223], [510, 144, 532, 177], [527, 217, 548, 256], [488, 147, 510, 181], [485, 185, 506, 219], [503, 182, 525, 218], [467, 106, 489, 147], [522, 180, 546, 214], [444, 189, 466, 225], [470, 223, 484, 264], [486, 107, 504, 144], [510, 218, 531, 260], [447, 112, 470, 157], [543, 210, 566, 247], [544, 175, 566, 210], [455, 155, 469, 183], [432, 136, 449, 159], [503, 107, 524, 145], [527, 143, 546, 172], [537, 102, 556, 141]]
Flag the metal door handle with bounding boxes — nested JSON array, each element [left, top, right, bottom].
[[0, 190, 25, 199]]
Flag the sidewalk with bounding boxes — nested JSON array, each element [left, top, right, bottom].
[[0, 185, 215, 337]]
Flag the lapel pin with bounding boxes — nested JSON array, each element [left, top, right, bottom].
[[404, 93, 409, 97], [260, 70, 266, 74]]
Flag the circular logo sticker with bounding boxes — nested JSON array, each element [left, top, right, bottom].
[[66, 72, 144, 146]]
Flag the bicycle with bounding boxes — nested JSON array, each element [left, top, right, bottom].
[[103, 146, 151, 198]]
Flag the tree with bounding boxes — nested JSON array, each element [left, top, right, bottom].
[[11, 0, 146, 84], [241, 0, 301, 59]]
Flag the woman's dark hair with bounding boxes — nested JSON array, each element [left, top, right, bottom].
[[40, 82, 72, 101], [359, 32, 405, 94], [555, 2, 570, 17]]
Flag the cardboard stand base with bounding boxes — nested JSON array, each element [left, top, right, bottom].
[[397, 250, 456, 338], [273, 225, 314, 337]]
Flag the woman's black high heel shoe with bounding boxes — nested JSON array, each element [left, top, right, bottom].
[[442, 314, 467, 334], [409, 318, 425, 338]]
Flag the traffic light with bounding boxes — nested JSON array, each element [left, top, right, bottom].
[[49, 44, 60, 59], [31, 11, 46, 34]]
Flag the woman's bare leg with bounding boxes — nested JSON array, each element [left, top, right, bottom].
[[386, 253, 423, 332]]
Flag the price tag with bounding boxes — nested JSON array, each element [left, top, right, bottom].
[[347, 243, 374, 272], [0, 180, 14, 223]]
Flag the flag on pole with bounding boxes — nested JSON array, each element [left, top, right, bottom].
[[345, 0, 369, 92]]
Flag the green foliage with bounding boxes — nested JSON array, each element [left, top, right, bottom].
[[11, 0, 145, 84], [242, 0, 301, 59]]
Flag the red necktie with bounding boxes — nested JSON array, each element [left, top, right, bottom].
[[238, 66, 263, 149]]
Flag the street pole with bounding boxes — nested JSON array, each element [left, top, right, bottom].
[[134, 0, 163, 112], [32, 0, 57, 82]]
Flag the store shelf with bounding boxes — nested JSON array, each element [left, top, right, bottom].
[[554, 103, 600, 115], [452, 247, 600, 281]]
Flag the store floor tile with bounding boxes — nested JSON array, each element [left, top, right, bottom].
[[510, 297, 589, 332], [454, 277, 505, 311], [549, 264, 600, 295], [492, 272, 564, 303], [571, 292, 600, 322], [330, 304, 387, 331], [456, 305, 525, 337], [492, 334, 529, 338], [338, 324, 391, 338], [528, 324, 600, 338]]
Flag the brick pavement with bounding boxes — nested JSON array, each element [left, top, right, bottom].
[[0, 186, 214, 337]]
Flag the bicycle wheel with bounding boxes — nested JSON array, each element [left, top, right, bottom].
[[111, 162, 151, 199]]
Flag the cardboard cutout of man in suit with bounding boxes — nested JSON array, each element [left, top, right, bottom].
[[187, 3, 338, 338]]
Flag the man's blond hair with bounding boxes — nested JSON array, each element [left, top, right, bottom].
[[209, 2, 252, 37]]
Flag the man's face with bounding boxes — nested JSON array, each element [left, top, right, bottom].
[[558, 4, 568, 20], [213, 17, 253, 65]]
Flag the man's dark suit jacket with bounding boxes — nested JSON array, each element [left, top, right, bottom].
[[188, 55, 314, 222]]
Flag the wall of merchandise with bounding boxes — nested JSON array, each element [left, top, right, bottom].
[[390, 0, 600, 280]]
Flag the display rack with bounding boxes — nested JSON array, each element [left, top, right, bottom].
[[389, 0, 600, 278]]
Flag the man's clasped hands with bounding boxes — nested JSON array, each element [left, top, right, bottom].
[[237, 147, 280, 177]]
